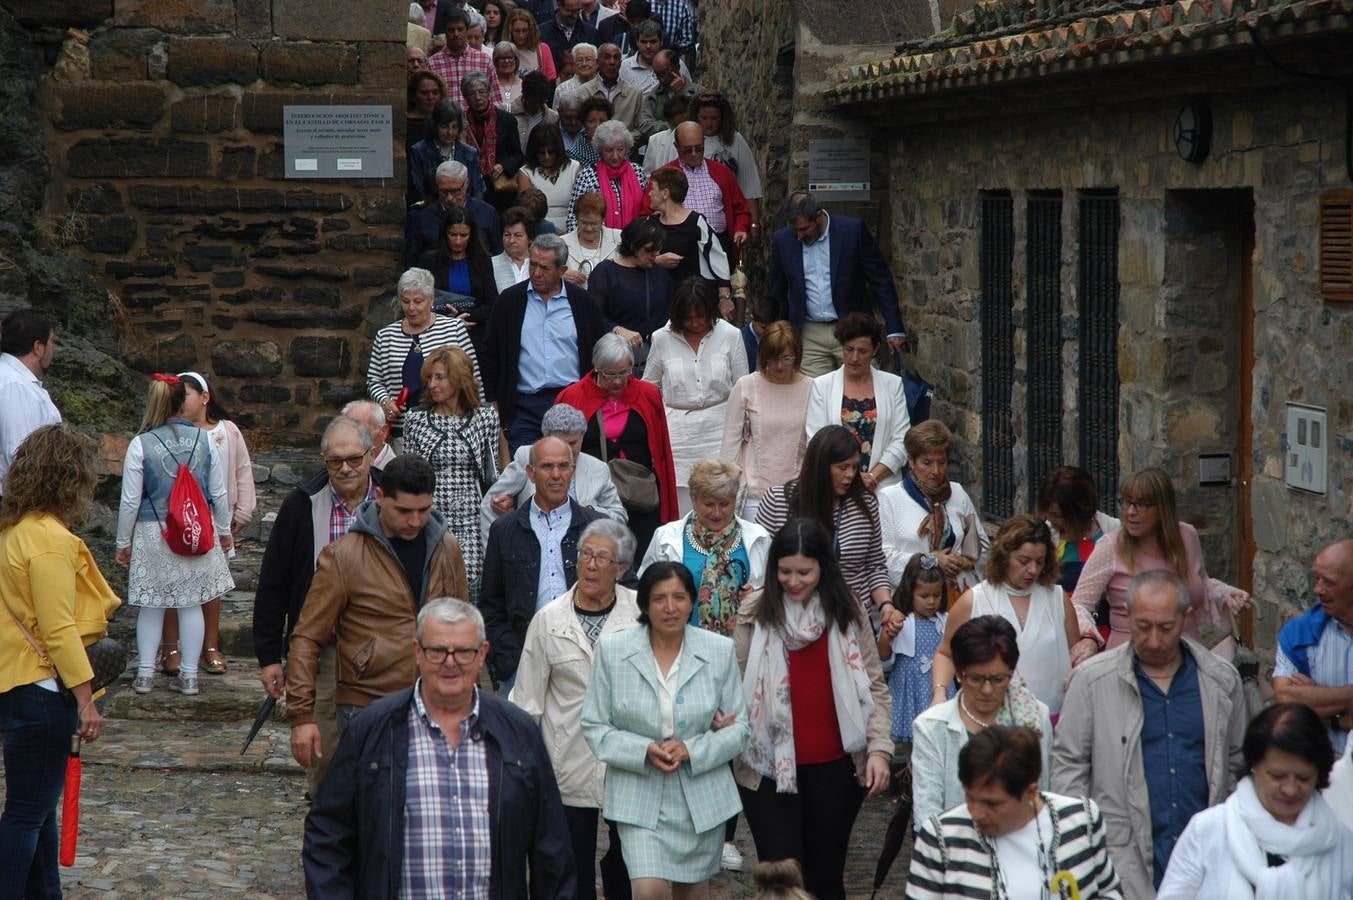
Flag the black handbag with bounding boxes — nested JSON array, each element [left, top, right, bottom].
[[4, 598, 127, 698]]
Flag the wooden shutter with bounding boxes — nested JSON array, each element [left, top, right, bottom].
[[1321, 189, 1353, 302]]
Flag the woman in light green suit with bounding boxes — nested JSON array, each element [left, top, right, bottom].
[[582, 561, 751, 899]]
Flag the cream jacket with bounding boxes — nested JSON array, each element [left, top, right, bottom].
[[508, 583, 640, 808], [804, 367, 911, 486], [1051, 637, 1246, 900]]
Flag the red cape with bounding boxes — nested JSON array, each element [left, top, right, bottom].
[[556, 374, 681, 523]]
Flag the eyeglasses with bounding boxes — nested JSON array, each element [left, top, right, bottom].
[[596, 368, 630, 382], [676, 143, 703, 154], [1121, 498, 1157, 512], [961, 673, 1012, 689], [464, 88, 490, 98], [323, 450, 369, 471], [419, 643, 482, 666], [579, 548, 617, 565], [767, 355, 797, 367]]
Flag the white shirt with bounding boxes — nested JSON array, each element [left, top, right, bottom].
[[0, 353, 61, 494], [656, 656, 680, 738], [618, 54, 692, 93], [991, 806, 1055, 900], [642, 320, 748, 411], [491, 252, 530, 294]]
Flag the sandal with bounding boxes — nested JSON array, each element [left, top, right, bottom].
[[159, 645, 181, 676], [203, 647, 228, 674]]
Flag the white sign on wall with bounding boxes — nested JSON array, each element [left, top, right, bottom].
[[808, 139, 871, 200], [283, 105, 393, 179]]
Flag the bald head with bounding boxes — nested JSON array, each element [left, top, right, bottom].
[[674, 120, 704, 165], [342, 400, 388, 457], [1315, 539, 1353, 626], [527, 435, 576, 510]]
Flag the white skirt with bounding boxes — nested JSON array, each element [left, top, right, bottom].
[[665, 402, 729, 488], [127, 520, 235, 608]]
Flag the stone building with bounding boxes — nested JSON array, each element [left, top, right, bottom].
[[825, 0, 1353, 645]]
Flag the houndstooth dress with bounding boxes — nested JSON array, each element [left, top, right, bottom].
[[402, 405, 500, 588]]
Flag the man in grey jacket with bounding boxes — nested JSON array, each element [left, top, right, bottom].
[[1053, 570, 1245, 899], [480, 403, 625, 549]]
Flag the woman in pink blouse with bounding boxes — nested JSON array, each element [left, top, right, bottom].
[[1069, 468, 1248, 664]]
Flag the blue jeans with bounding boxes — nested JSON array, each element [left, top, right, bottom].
[[0, 684, 76, 900]]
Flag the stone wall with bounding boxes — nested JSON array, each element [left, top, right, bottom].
[[877, 78, 1353, 648], [3, 0, 405, 443]]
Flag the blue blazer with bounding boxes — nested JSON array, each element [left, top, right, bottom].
[[581, 625, 750, 834], [767, 213, 906, 337]]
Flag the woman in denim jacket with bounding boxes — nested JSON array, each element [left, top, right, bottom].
[[115, 375, 235, 696]]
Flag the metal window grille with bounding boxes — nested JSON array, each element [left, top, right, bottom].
[[1078, 191, 1121, 515], [980, 192, 1015, 520], [1026, 194, 1063, 500]]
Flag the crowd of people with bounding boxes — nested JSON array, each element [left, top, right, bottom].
[[3, 1, 1353, 898]]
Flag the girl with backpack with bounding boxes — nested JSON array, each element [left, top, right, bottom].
[[156, 372, 256, 677], [115, 374, 235, 696]]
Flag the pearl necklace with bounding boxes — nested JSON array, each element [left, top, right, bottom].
[[958, 690, 994, 729]]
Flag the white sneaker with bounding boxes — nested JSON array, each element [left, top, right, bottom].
[[171, 673, 200, 696], [132, 675, 154, 694], [720, 841, 743, 872]]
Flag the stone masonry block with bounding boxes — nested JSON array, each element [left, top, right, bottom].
[[211, 339, 284, 377], [219, 146, 256, 180], [358, 42, 406, 89], [113, 0, 235, 32], [290, 336, 351, 376], [123, 333, 198, 372], [67, 183, 124, 214], [260, 42, 360, 86], [55, 82, 167, 131], [167, 38, 257, 87], [67, 139, 212, 179], [272, 0, 403, 41], [236, 0, 271, 37], [169, 94, 238, 133], [81, 216, 138, 255], [90, 28, 165, 80], [4, 0, 111, 27]]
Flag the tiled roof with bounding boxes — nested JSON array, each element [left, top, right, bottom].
[[830, 0, 1353, 105]]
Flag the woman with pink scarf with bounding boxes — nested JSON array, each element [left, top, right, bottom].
[[566, 119, 648, 232]]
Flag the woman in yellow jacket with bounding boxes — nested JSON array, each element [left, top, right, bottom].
[[0, 424, 121, 898]]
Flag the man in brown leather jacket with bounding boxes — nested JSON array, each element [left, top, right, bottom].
[[286, 454, 469, 772]]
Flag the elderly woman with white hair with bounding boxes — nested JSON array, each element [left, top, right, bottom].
[[566, 118, 649, 231], [480, 402, 627, 547], [366, 267, 480, 447], [557, 332, 679, 553], [510, 518, 643, 900]]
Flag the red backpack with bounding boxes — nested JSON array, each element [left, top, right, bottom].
[[148, 430, 215, 556]]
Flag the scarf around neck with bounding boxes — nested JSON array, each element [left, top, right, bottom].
[[597, 158, 642, 229], [685, 514, 745, 636], [1224, 775, 1343, 899], [466, 107, 497, 177], [903, 466, 954, 550]]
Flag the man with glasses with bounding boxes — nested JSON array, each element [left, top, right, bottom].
[[304, 597, 576, 897], [1054, 570, 1245, 898], [405, 159, 502, 266], [480, 436, 611, 694], [252, 416, 381, 798], [643, 120, 749, 267], [285, 454, 470, 790]]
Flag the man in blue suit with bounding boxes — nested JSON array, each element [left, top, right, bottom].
[[767, 192, 907, 377], [404, 160, 501, 267]]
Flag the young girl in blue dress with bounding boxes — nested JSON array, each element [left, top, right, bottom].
[[877, 553, 951, 753]]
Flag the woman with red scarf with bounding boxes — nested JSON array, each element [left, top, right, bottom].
[[459, 70, 523, 212], [556, 332, 677, 554], [565, 119, 649, 232]]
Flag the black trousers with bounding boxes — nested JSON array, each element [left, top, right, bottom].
[[562, 805, 631, 900], [738, 756, 866, 900]]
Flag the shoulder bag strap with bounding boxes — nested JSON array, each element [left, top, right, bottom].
[[1, 594, 57, 674], [594, 410, 610, 463]]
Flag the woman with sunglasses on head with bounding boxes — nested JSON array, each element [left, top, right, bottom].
[[930, 514, 1079, 717], [590, 217, 670, 371], [1069, 468, 1249, 666]]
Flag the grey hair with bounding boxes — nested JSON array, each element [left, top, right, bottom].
[[571, 41, 597, 58], [463, 6, 485, 29], [416, 597, 485, 643], [557, 91, 584, 113], [591, 332, 635, 370], [592, 119, 634, 153], [460, 70, 492, 97], [541, 403, 587, 437], [342, 399, 386, 430], [1125, 569, 1191, 615], [397, 267, 435, 300], [321, 415, 374, 454], [786, 191, 824, 223], [409, 2, 426, 24], [688, 458, 742, 502], [580, 518, 638, 568], [435, 159, 469, 183], [531, 233, 568, 267]]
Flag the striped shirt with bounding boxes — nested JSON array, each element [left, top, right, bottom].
[[401, 683, 492, 899], [365, 314, 482, 429], [1274, 620, 1353, 753], [907, 793, 1123, 900], [755, 482, 891, 615]]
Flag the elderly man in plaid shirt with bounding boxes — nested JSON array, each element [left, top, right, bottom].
[[304, 597, 576, 898]]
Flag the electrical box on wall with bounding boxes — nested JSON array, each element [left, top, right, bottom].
[[1285, 403, 1328, 494]]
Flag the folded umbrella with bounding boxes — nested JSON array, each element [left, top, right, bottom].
[[240, 694, 278, 755], [59, 735, 82, 867], [869, 760, 914, 900]]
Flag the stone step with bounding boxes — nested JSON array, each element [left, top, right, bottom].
[[103, 655, 284, 724], [84, 717, 302, 777]]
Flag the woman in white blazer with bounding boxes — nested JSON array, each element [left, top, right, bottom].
[[878, 420, 988, 591], [1159, 703, 1353, 899], [803, 314, 910, 491]]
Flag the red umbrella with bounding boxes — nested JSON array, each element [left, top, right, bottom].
[[59, 735, 81, 867]]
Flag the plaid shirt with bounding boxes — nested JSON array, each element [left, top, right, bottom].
[[650, 0, 697, 50], [400, 683, 492, 899], [679, 159, 725, 232], [327, 480, 375, 546], [427, 45, 504, 108]]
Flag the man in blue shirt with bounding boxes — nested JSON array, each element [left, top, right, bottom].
[[1052, 570, 1246, 898]]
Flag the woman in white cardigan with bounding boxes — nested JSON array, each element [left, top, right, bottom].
[[803, 313, 909, 492], [878, 420, 988, 592], [1159, 702, 1353, 899]]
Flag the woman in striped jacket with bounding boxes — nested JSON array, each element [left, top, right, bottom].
[[907, 725, 1123, 900]]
